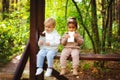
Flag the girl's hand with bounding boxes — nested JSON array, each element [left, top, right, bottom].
[[74, 33, 79, 38], [45, 42, 50, 46]]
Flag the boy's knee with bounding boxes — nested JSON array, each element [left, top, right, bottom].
[[47, 53, 55, 58], [37, 52, 45, 57]]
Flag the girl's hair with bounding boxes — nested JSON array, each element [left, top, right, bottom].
[[67, 17, 77, 29], [44, 17, 56, 27]]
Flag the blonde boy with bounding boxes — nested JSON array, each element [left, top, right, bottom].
[[36, 18, 60, 77]]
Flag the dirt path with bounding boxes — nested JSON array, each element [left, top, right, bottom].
[[0, 55, 29, 80], [0, 55, 120, 80], [0, 55, 20, 73]]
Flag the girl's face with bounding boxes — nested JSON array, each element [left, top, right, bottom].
[[45, 23, 54, 33], [68, 23, 76, 32]]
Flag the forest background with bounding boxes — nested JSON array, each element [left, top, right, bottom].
[[0, 0, 120, 64]]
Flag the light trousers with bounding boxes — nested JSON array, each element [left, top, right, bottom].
[[36, 48, 57, 68], [60, 48, 80, 68]]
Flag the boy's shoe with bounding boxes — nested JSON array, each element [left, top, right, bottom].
[[35, 68, 43, 75], [73, 68, 78, 75], [60, 68, 66, 75], [45, 68, 52, 77]]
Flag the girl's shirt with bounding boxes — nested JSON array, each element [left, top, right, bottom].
[[60, 32, 84, 49]]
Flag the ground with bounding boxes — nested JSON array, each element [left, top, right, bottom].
[[52, 60, 120, 80], [0, 55, 120, 80], [0, 55, 29, 80]]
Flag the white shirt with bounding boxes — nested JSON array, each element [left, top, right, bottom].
[[38, 30, 60, 51]]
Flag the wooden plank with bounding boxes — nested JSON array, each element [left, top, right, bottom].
[[13, 42, 30, 80], [30, 0, 38, 80], [79, 54, 120, 61], [52, 68, 69, 80], [36, 0, 45, 35], [55, 53, 120, 61], [30, 0, 45, 80]]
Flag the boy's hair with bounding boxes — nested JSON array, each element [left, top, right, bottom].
[[67, 17, 77, 29], [44, 17, 56, 27]]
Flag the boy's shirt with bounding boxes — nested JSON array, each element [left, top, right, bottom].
[[38, 30, 60, 51]]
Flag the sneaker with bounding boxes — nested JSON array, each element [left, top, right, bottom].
[[60, 68, 66, 75], [45, 68, 52, 77], [35, 68, 43, 75], [73, 68, 78, 75]]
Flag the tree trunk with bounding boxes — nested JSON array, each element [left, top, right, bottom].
[[101, 0, 107, 53], [2, 0, 9, 19], [65, 0, 68, 20], [117, 0, 120, 42], [107, 1, 113, 49], [2, 0, 9, 12], [91, 0, 100, 53]]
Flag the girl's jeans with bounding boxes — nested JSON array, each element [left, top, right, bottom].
[[36, 48, 57, 68]]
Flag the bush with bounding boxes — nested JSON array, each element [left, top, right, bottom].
[[0, 11, 29, 64]]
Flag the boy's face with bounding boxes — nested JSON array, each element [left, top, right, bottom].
[[68, 23, 76, 32], [45, 23, 54, 33]]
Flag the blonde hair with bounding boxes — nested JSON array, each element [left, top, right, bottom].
[[44, 17, 56, 27]]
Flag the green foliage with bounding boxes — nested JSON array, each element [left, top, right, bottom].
[[0, 15, 29, 63], [1, 0, 120, 64], [0, 26, 14, 63], [82, 63, 91, 71], [0, 0, 30, 64], [58, 44, 64, 52], [45, 0, 120, 53], [45, 0, 93, 50]]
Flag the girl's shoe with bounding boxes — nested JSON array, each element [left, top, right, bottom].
[[60, 68, 66, 75], [73, 68, 78, 75], [35, 68, 43, 75], [45, 68, 52, 77]]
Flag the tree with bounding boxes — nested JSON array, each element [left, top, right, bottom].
[[91, 0, 100, 53], [2, 0, 9, 19], [107, 0, 113, 49]]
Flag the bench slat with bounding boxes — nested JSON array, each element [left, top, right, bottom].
[[55, 53, 120, 61]]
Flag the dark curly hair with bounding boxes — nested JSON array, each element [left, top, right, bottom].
[[67, 17, 77, 29]]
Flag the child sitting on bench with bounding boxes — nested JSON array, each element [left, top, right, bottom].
[[36, 17, 60, 77], [60, 17, 84, 75]]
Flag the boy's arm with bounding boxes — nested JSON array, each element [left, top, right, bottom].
[[38, 35, 44, 47]]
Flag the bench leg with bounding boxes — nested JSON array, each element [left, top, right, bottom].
[[52, 68, 69, 80]]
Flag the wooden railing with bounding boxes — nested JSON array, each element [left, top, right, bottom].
[[13, 41, 30, 80]]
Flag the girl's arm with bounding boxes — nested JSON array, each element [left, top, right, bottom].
[[60, 33, 69, 46], [74, 33, 84, 46]]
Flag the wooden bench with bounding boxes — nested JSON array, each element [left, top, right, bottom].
[[36, 53, 120, 80], [14, 42, 120, 80], [55, 53, 120, 61]]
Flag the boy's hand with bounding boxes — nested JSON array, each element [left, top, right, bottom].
[[39, 40, 43, 45], [66, 34, 70, 39], [45, 42, 50, 46]]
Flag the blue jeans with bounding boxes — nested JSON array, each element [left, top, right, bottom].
[[36, 48, 57, 68]]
